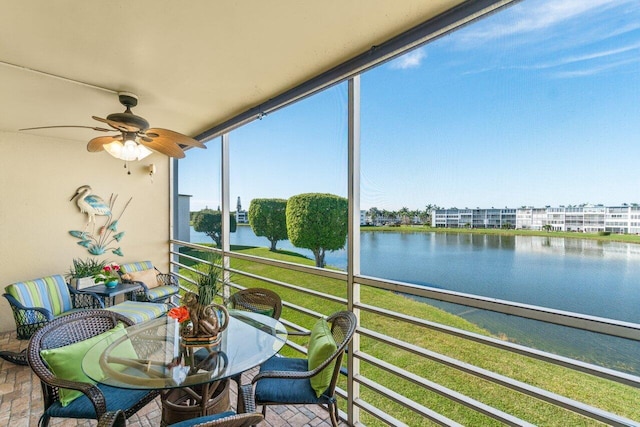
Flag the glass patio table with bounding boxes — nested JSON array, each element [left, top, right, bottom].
[[82, 310, 287, 424]]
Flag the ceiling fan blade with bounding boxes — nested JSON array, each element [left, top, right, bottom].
[[92, 116, 141, 133], [146, 128, 206, 148], [139, 137, 186, 158], [19, 125, 112, 132], [87, 135, 122, 152]]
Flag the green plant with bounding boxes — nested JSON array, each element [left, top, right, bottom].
[[67, 258, 107, 279], [197, 253, 223, 306]]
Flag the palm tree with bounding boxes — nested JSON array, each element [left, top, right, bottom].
[[368, 207, 380, 225], [398, 207, 410, 225], [424, 203, 441, 225]]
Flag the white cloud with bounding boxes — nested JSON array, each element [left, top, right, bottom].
[[390, 48, 426, 70], [451, 0, 640, 77], [532, 41, 640, 69], [551, 57, 640, 78], [456, 0, 634, 45]]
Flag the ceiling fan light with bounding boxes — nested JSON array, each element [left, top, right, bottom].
[[104, 139, 152, 162], [120, 139, 138, 161], [136, 145, 153, 160], [104, 141, 124, 158]]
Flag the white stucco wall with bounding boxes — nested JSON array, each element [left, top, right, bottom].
[[0, 131, 171, 333]]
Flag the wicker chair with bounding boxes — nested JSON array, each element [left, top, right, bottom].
[[226, 288, 282, 389], [97, 409, 264, 427], [246, 310, 357, 427], [3, 274, 103, 340], [1, 274, 103, 365], [228, 288, 282, 320], [118, 260, 179, 305], [27, 309, 160, 427]]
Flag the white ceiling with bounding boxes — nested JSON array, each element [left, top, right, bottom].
[[0, 1, 469, 146]]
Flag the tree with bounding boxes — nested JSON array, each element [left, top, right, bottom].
[[192, 209, 237, 247], [248, 198, 288, 251], [286, 193, 348, 268], [367, 207, 380, 225], [424, 204, 441, 225], [398, 207, 410, 225]]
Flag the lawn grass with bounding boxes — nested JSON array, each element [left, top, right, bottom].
[[176, 244, 640, 426], [364, 225, 640, 245]]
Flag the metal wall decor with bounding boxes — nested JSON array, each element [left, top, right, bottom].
[[69, 185, 132, 256]]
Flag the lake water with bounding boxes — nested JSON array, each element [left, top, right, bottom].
[[191, 226, 640, 371]]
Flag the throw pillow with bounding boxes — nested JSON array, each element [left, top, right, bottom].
[[123, 269, 160, 289], [40, 322, 136, 406], [307, 318, 338, 397]]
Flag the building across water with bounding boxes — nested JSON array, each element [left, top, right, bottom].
[[236, 196, 248, 224], [432, 205, 640, 234]]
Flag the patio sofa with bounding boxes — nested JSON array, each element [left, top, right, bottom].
[[3, 274, 167, 340]]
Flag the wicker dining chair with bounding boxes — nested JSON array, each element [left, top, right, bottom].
[[245, 310, 357, 427], [228, 287, 282, 320], [27, 309, 160, 427], [97, 410, 264, 427], [222, 287, 283, 413]]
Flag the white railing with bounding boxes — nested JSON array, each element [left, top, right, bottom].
[[170, 239, 640, 426]]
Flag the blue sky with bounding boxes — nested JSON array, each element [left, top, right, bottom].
[[180, 0, 640, 212]]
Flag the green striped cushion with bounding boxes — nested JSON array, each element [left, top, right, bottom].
[[5, 275, 73, 317], [106, 301, 168, 324], [146, 285, 178, 300], [119, 261, 154, 273]]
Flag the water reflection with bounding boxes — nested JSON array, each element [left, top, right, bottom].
[[193, 227, 640, 322], [192, 227, 640, 372]]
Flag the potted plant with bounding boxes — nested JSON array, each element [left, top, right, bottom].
[[93, 262, 121, 288], [197, 253, 222, 306], [67, 258, 106, 290]]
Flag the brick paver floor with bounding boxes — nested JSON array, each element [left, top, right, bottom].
[[0, 331, 346, 426]]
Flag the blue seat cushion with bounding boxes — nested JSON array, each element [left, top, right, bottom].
[[44, 383, 154, 418], [106, 301, 167, 323], [254, 357, 332, 404], [169, 410, 236, 427]]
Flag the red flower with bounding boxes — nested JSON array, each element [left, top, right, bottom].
[[168, 306, 190, 323], [94, 263, 120, 283]]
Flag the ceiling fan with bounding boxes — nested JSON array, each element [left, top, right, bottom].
[[20, 92, 206, 160]]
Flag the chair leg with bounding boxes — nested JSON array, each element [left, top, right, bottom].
[[238, 383, 256, 414], [0, 349, 28, 365], [329, 401, 339, 427], [38, 413, 50, 427]]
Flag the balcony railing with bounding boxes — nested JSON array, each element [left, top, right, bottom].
[[170, 239, 640, 426]]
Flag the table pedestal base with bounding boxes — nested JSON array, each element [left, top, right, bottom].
[[161, 378, 231, 426]]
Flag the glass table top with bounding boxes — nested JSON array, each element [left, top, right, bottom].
[[82, 309, 287, 390]]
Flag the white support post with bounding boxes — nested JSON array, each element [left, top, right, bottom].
[[347, 75, 361, 425], [221, 133, 231, 300]]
